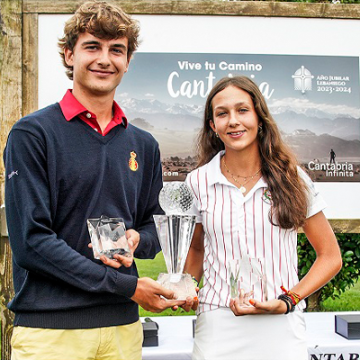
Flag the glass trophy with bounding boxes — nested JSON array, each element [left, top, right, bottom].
[[153, 182, 198, 300], [87, 215, 131, 259], [228, 256, 268, 304]]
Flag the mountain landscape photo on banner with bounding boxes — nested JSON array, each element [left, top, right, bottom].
[[118, 53, 360, 182]]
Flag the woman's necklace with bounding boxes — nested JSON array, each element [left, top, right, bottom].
[[222, 157, 261, 194]]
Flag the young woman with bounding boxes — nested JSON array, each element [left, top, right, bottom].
[[184, 76, 342, 360]]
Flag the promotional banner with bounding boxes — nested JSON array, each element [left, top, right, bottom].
[[118, 53, 360, 182]]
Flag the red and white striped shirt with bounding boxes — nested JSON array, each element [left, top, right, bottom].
[[186, 151, 326, 314]]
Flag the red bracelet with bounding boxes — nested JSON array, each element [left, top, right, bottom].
[[280, 286, 302, 305]]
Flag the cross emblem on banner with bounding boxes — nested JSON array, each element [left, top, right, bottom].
[[292, 66, 314, 94]]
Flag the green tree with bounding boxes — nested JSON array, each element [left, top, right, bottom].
[[298, 233, 360, 311]]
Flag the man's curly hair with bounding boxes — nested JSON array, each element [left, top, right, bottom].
[[58, 0, 140, 80]]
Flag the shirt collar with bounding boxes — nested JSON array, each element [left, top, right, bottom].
[[207, 150, 267, 190], [207, 151, 227, 187], [59, 89, 128, 128]]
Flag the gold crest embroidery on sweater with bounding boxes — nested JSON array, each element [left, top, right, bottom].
[[129, 151, 138, 171]]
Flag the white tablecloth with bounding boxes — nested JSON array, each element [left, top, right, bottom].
[[142, 312, 360, 360], [305, 312, 360, 359]]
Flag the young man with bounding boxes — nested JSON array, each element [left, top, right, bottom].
[[4, 1, 184, 359]]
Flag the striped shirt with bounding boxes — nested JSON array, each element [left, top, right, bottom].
[[186, 151, 326, 314]]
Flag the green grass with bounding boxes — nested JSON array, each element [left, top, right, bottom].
[[136, 252, 167, 280], [136, 252, 360, 315], [322, 279, 360, 311]]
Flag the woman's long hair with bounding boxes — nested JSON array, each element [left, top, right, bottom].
[[197, 76, 308, 230]]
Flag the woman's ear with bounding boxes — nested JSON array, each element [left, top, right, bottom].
[[209, 120, 216, 133]]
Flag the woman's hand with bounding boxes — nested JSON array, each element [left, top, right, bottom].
[[229, 289, 287, 316], [171, 286, 200, 312]]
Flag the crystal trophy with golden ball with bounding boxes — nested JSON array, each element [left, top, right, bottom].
[[153, 182, 197, 300]]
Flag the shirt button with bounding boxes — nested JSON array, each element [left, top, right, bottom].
[[94, 128, 98, 132], [86, 113, 91, 119]]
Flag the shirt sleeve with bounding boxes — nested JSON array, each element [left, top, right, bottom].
[[4, 127, 137, 299], [298, 167, 327, 218], [185, 170, 202, 223]]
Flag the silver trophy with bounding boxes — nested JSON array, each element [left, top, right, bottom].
[[87, 215, 131, 259], [228, 257, 268, 304], [153, 182, 198, 300]]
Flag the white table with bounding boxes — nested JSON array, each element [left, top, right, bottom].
[[142, 315, 195, 360], [142, 312, 360, 360], [305, 312, 360, 359]]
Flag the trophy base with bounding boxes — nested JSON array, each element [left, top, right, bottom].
[[157, 273, 197, 301], [97, 248, 131, 260]]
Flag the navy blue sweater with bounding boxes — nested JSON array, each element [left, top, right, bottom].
[[4, 103, 162, 329]]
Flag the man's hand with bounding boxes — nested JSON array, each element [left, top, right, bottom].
[[131, 277, 186, 313], [108, 229, 140, 267], [92, 229, 140, 269], [229, 289, 287, 316], [125, 229, 140, 254]]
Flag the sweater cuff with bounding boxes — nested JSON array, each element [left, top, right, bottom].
[[135, 231, 160, 259], [135, 232, 149, 257], [115, 273, 138, 298]]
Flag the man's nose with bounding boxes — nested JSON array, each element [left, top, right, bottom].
[[97, 50, 111, 67]]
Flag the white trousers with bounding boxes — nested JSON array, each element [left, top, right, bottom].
[[192, 308, 308, 360]]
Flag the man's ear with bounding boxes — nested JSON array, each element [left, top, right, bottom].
[[64, 47, 74, 67], [124, 57, 131, 73]]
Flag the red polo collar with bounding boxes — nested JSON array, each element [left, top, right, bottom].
[[59, 89, 128, 135]]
